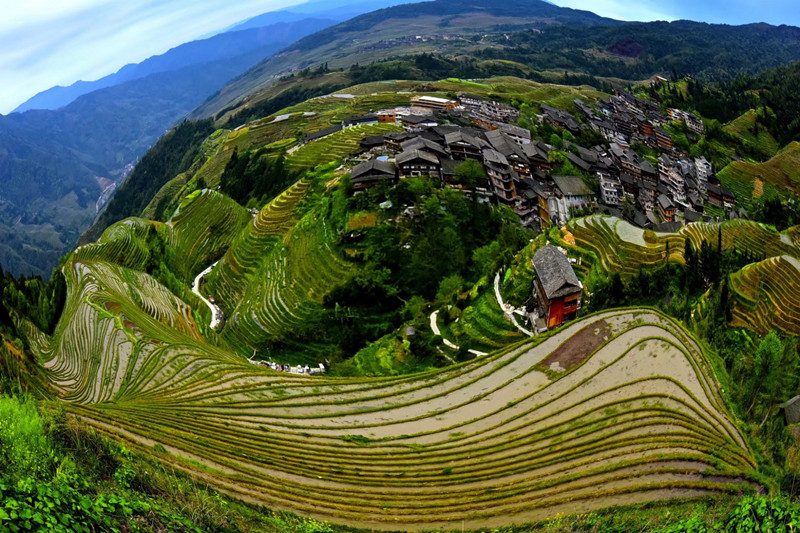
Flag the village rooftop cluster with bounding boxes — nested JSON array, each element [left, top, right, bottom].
[[305, 88, 743, 233]]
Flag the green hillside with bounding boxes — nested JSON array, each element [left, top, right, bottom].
[[723, 109, 780, 157], [729, 255, 800, 337], [5, 71, 800, 532], [194, 0, 800, 120], [718, 142, 800, 209]]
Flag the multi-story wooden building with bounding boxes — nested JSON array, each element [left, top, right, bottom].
[[533, 245, 583, 330]]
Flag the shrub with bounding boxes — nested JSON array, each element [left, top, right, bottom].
[[0, 396, 53, 481]]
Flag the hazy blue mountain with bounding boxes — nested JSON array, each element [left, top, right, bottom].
[[13, 19, 335, 114], [0, 18, 335, 277]]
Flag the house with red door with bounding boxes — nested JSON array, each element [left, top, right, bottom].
[[533, 245, 583, 330]]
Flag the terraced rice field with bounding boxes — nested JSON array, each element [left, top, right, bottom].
[[207, 179, 314, 311], [569, 215, 800, 279], [220, 216, 354, 362], [569, 216, 685, 277], [25, 260, 205, 404], [34, 294, 757, 530], [729, 255, 800, 336], [448, 291, 526, 353], [684, 219, 800, 260], [723, 109, 780, 157], [717, 142, 800, 209], [166, 189, 252, 280], [72, 218, 157, 271], [286, 123, 402, 171]]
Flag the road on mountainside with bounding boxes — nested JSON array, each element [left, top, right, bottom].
[[192, 261, 224, 330]]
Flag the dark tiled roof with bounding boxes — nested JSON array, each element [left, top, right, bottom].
[[400, 136, 447, 156], [396, 150, 440, 166], [684, 210, 703, 223], [360, 135, 385, 148], [351, 160, 396, 180], [444, 131, 485, 149], [523, 141, 550, 162], [566, 152, 591, 172], [482, 148, 509, 167], [343, 114, 378, 126], [634, 211, 650, 228], [654, 221, 683, 233], [401, 114, 434, 125], [440, 158, 462, 176], [485, 129, 526, 159], [305, 125, 343, 142], [533, 245, 582, 300], [553, 175, 593, 197], [658, 193, 674, 210]]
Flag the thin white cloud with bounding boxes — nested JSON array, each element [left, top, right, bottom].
[[0, 0, 301, 113]]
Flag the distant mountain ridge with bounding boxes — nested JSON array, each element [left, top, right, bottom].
[[192, 0, 619, 118], [193, 0, 800, 120], [13, 0, 423, 114], [12, 19, 335, 114], [0, 17, 337, 277], [0, 0, 436, 277]]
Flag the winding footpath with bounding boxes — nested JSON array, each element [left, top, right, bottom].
[[429, 310, 488, 357], [192, 261, 224, 330], [494, 272, 534, 336]]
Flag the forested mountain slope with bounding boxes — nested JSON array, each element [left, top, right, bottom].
[[195, 0, 800, 119], [0, 19, 332, 277]]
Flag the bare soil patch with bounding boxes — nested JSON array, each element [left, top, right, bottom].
[[539, 320, 610, 371]]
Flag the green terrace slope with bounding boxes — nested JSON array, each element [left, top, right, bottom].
[[286, 123, 402, 171], [165, 189, 252, 280], [72, 218, 158, 272], [28, 282, 757, 530], [722, 109, 780, 158], [717, 142, 800, 209], [729, 255, 800, 337], [568, 215, 800, 338], [569, 215, 800, 278]]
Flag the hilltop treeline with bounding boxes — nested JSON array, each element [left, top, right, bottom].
[[219, 148, 297, 206], [481, 20, 800, 84], [0, 262, 67, 344]]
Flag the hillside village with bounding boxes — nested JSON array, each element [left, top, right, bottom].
[[317, 87, 742, 233]]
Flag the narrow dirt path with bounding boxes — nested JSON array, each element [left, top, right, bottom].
[[430, 310, 487, 357], [494, 272, 534, 336], [192, 261, 223, 330]]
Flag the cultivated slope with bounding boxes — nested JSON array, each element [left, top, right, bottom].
[[718, 142, 800, 208], [730, 255, 800, 337], [30, 273, 757, 530], [569, 215, 800, 277]]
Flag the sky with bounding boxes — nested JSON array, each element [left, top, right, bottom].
[[0, 0, 298, 114], [2, 0, 800, 114], [548, 0, 800, 27]]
